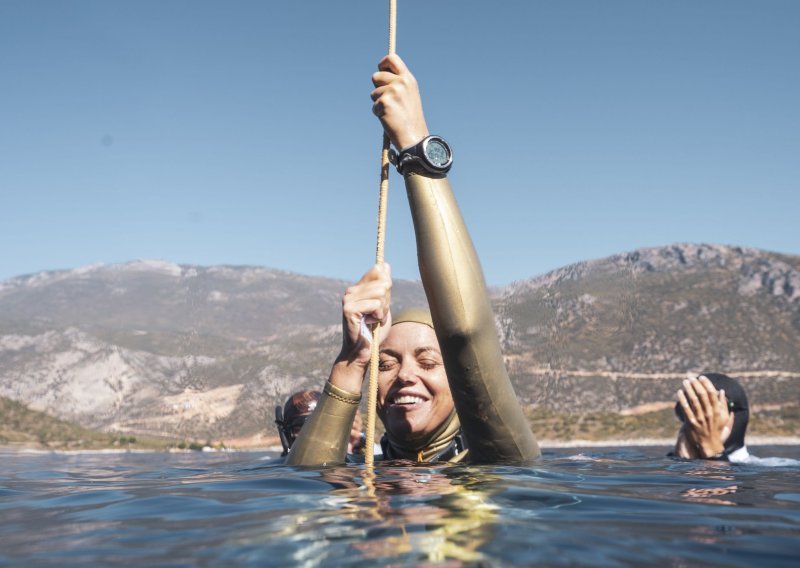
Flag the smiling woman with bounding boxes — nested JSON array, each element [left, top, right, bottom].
[[378, 316, 452, 441], [377, 310, 459, 461], [286, 55, 540, 465]]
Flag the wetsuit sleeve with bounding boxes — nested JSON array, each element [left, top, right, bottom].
[[285, 382, 360, 466], [405, 172, 541, 463]]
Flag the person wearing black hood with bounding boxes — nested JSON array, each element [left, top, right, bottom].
[[672, 373, 750, 462]]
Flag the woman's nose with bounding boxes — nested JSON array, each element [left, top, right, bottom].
[[396, 361, 418, 384]]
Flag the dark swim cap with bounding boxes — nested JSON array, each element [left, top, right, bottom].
[[283, 390, 321, 425], [675, 373, 749, 455], [275, 390, 321, 456]]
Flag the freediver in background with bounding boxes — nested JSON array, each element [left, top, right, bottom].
[[672, 373, 750, 462], [287, 53, 540, 465], [276, 390, 366, 457], [275, 390, 321, 457]]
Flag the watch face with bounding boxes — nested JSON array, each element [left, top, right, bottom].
[[424, 138, 451, 168]]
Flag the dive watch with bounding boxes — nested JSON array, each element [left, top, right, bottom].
[[393, 135, 453, 175]]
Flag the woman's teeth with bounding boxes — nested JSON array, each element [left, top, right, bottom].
[[392, 395, 424, 405]]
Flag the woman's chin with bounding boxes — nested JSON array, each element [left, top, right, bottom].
[[386, 416, 428, 443]]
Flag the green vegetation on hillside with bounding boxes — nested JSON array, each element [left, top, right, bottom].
[[526, 404, 800, 442], [526, 407, 677, 442], [749, 405, 800, 438], [0, 396, 170, 450], [2, 393, 797, 449]]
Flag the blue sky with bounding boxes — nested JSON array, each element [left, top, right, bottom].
[[1, 0, 798, 286]]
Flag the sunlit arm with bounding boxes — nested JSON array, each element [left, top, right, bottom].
[[405, 172, 541, 462]]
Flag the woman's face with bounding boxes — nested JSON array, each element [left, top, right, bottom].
[[377, 322, 454, 443]]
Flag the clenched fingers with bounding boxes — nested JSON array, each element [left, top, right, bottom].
[[342, 264, 392, 334]]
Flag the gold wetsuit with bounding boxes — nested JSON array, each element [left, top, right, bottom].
[[287, 172, 541, 465]]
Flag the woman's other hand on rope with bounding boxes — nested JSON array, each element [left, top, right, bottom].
[[371, 54, 429, 150], [329, 263, 393, 395]]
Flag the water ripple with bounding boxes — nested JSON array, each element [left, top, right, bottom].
[[1, 445, 798, 566]]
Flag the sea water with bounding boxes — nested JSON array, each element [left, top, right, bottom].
[[1, 446, 798, 567]]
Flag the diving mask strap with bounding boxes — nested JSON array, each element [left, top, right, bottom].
[[275, 406, 290, 457]]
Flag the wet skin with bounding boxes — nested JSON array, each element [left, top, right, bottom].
[[377, 322, 455, 445]]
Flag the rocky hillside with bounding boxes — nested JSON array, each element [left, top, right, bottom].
[[1, 245, 798, 443], [498, 244, 800, 415], [0, 261, 427, 442]]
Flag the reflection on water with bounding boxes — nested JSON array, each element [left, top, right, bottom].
[[1, 446, 798, 566]]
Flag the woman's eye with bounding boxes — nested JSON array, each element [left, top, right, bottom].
[[418, 359, 439, 370], [379, 360, 397, 371]]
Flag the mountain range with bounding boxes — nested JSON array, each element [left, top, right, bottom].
[[1, 244, 798, 445]]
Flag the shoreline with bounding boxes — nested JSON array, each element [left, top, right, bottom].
[[3, 436, 799, 454]]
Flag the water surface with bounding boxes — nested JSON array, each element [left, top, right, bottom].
[[2, 446, 798, 566]]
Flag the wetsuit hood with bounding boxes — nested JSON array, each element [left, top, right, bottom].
[[392, 307, 433, 329]]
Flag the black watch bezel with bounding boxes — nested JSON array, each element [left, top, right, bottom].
[[394, 135, 453, 175]]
